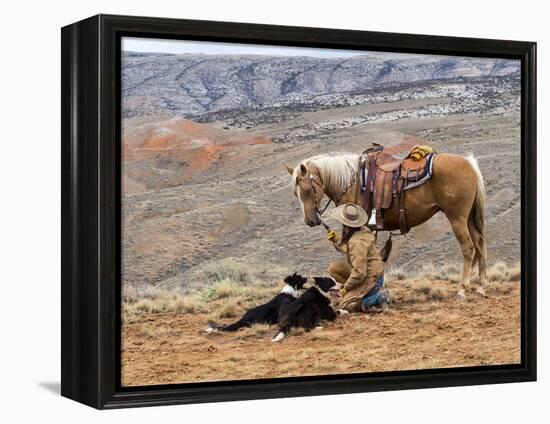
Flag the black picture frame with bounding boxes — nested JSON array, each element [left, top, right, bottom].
[[61, 14, 537, 409]]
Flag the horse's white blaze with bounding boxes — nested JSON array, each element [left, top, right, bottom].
[[297, 187, 306, 215]]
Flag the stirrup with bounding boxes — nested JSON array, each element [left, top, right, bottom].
[[368, 208, 377, 229]]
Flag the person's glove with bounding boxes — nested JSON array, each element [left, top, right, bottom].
[[327, 230, 339, 242], [340, 288, 347, 297]]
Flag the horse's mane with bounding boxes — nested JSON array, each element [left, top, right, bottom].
[[292, 152, 359, 195]]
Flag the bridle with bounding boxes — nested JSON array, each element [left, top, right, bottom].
[[305, 168, 357, 222], [300, 166, 362, 254], [307, 173, 333, 217]]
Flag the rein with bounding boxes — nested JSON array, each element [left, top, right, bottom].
[[302, 160, 396, 261], [307, 170, 356, 238]]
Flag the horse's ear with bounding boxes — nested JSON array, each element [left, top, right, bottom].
[[300, 163, 308, 175], [284, 164, 294, 175]]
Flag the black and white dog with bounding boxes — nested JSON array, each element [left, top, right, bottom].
[[271, 277, 343, 342], [206, 273, 307, 332]]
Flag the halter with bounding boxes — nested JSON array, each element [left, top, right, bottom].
[[307, 174, 332, 217], [306, 169, 356, 221]]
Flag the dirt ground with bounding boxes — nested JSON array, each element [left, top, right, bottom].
[[121, 280, 520, 387]]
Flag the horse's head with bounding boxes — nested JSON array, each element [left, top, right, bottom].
[[286, 162, 324, 227]]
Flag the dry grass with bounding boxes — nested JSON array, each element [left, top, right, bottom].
[[486, 262, 521, 282], [388, 262, 462, 283], [406, 281, 446, 304], [200, 259, 253, 286], [387, 261, 520, 284], [229, 323, 273, 339], [120, 261, 521, 385], [124, 261, 521, 324], [121, 275, 521, 386], [123, 261, 277, 324], [123, 283, 208, 324]]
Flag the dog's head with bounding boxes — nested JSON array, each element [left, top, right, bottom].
[[313, 276, 343, 300], [281, 273, 308, 297]]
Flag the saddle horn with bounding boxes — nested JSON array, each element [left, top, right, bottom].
[[361, 142, 384, 156]]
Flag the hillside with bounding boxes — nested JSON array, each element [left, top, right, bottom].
[[122, 117, 270, 193], [122, 52, 519, 118]]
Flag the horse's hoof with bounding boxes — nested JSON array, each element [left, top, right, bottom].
[[455, 290, 466, 301], [475, 286, 487, 297]]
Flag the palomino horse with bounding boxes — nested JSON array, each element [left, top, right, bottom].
[[285, 152, 487, 300]]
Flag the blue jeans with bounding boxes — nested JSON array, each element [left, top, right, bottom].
[[362, 275, 384, 308]]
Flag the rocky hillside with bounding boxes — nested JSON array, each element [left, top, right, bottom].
[[122, 52, 519, 118]]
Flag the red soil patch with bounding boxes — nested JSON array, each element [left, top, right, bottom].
[[122, 117, 272, 193]]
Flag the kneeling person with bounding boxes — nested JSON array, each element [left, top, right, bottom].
[[328, 204, 390, 313]]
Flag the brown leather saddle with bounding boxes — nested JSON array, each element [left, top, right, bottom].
[[359, 143, 435, 234]]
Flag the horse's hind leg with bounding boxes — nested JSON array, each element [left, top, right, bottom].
[[447, 215, 475, 300], [477, 252, 488, 296], [469, 226, 488, 297], [471, 251, 488, 297]]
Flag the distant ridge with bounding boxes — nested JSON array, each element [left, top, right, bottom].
[[122, 53, 519, 118]]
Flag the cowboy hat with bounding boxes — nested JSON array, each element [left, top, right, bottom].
[[331, 203, 368, 228]]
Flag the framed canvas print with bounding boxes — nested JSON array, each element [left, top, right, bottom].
[[61, 14, 536, 409]]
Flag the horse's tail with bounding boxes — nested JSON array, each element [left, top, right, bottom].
[[465, 153, 487, 275]]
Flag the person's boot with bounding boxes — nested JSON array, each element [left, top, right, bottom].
[[376, 288, 391, 312], [363, 288, 391, 313]]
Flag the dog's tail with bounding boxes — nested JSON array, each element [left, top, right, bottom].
[[206, 319, 247, 332], [205, 320, 225, 333]]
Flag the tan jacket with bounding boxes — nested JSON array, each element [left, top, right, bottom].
[[340, 228, 384, 293]]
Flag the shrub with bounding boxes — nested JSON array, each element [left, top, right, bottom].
[[487, 262, 521, 282], [124, 289, 207, 320], [122, 284, 138, 304], [174, 296, 207, 314], [389, 261, 518, 284], [413, 282, 445, 302], [216, 299, 239, 319], [201, 260, 252, 286]]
